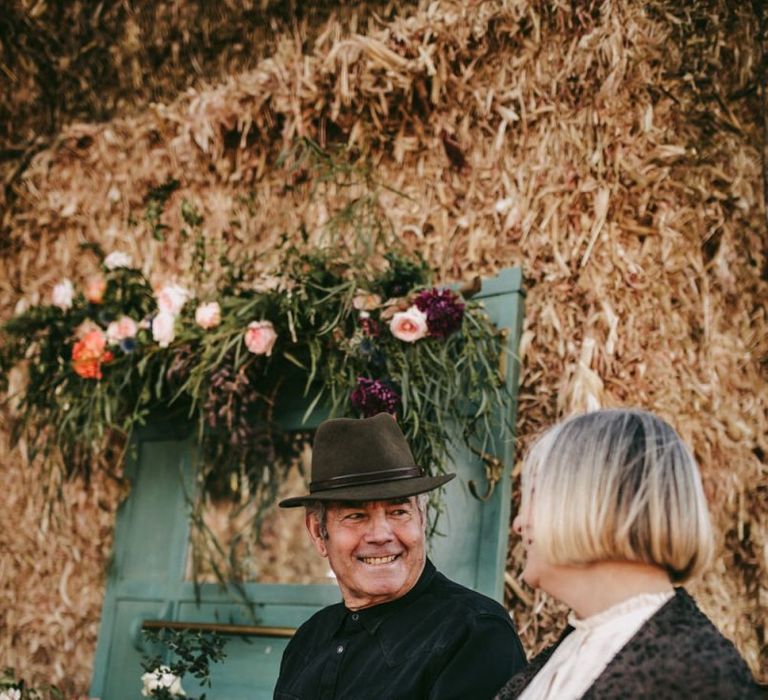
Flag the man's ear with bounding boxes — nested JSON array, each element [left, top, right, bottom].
[[306, 512, 328, 558]]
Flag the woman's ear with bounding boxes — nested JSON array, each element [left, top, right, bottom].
[[306, 512, 328, 558]]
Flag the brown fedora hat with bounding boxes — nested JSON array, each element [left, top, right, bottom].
[[279, 413, 455, 507]]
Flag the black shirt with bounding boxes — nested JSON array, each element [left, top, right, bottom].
[[274, 559, 526, 700]]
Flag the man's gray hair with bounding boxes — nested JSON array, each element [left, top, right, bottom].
[[306, 493, 429, 540]]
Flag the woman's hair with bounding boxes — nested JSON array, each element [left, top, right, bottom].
[[521, 408, 714, 582]]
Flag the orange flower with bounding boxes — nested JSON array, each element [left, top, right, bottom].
[[72, 329, 113, 379], [85, 276, 106, 304]]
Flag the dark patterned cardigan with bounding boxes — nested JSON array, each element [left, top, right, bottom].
[[495, 588, 764, 699]]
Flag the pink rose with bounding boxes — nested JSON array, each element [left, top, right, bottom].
[[152, 311, 176, 348], [156, 283, 190, 316], [245, 320, 277, 356], [85, 276, 106, 304], [195, 302, 221, 330], [106, 316, 138, 344], [389, 306, 428, 342]]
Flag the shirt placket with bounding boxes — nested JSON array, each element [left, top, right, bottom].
[[318, 612, 364, 699]]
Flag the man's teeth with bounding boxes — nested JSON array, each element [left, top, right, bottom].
[[360, 555, 397, 565]]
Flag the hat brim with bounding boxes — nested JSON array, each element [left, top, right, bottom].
[[278, 473, 456, 508]]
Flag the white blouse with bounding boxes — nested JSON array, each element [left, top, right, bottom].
[[519, 590, 674, 700]]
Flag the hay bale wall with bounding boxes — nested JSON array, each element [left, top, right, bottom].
[[1, 0, 765, 694]]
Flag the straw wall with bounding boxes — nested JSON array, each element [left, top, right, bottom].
[[1, 0, 765, 694]]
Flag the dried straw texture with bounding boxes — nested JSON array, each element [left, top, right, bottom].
[[1, 0, 765, 692]]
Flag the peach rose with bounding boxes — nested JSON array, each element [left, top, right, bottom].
[[195, 302, 221, 330], [72, 329, 113, 379], [244, 320, 277, 356], [85, 276, 106, 304], [389, 306, 428, 342], [352, 291, 382, 311], [106, 316, 138, 344]]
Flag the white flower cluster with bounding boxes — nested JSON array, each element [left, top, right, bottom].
[[140, 666, 185, 697], [52, 279, 74, 310], [152, 283, 190, 348], [103, 251, 133, 270], [0, 689, 22, 700]]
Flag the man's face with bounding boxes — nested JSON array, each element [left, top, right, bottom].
[[306, 497, 426, 610]]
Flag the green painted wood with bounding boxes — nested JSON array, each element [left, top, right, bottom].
[[90, 267, 524, 700]]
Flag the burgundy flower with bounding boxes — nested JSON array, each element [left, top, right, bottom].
[[350, 377, 400, 417], [359, 315, 381, 337], [414, 288, 465, 339]]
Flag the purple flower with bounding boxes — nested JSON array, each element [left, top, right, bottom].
[[350, 378, 400, 417], [119, 337, 137, 354], [414, 288, 465, 339]]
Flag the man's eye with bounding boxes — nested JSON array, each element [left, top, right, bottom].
[[344, 512, 365, 521], [390, 509, 409, 516]]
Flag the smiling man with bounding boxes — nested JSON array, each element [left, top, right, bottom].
[[274, 413, 526, 700]]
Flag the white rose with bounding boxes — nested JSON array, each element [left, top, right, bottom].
[[0, 689, 22, 700], [152, 311, 176, 348], [161, 672, 186, 697], [141, 666, 185, 697], [195, 301, 221, 330], [104, 251, 132, 270], [52, 279, 74, 310], [389, 306, 428, 342], [141, 670, 159, 697], [156, 284, 190, 316]]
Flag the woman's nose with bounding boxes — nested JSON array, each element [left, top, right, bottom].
[[512, 514, 523, 536]]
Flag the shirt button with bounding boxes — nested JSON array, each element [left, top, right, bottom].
[[351, 614, 359, 621], [336, 645, 344, 654]]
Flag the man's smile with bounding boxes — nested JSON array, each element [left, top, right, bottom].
[[357, 553, 401, 565]]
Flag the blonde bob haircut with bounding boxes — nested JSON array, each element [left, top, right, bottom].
[[521, 408, 714, 583]]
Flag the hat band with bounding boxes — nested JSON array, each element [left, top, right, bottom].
[[310, 466, 422, 493]]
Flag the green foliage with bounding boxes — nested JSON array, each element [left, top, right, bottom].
[[140, 629, 226, 699]]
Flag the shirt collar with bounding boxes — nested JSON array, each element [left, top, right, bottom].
[[342, 558, 436, 635]]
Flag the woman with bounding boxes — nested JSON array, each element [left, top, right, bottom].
[[496, 409, 761, 699]]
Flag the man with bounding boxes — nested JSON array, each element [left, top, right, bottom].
[[274, 413, 526, 700]]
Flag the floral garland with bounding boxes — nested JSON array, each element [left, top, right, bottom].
[[1, 146, 508, 523], [1, 235, 505, 513]]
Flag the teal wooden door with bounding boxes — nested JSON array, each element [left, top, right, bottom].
[[90, 268, 524, 700]]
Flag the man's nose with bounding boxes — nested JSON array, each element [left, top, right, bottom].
[[364, 511, 394, 543]]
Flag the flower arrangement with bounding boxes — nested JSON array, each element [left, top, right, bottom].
[[0, 143, 509, 530], [140, 629, 226, 699]]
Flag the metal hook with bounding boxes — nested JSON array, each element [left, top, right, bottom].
[[467, 449, 503, 502], [468, 476, 497, 501]]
